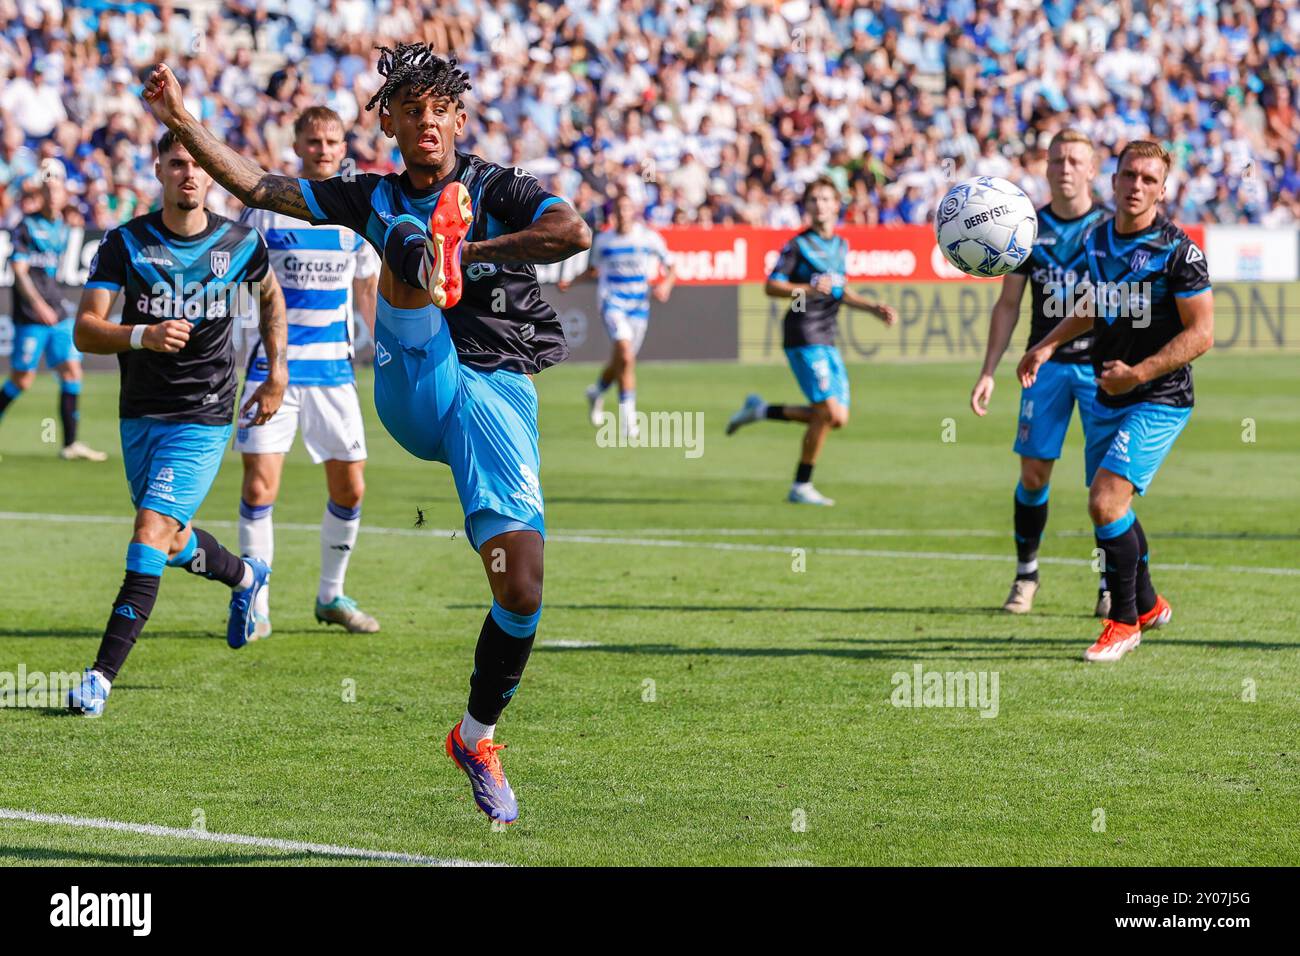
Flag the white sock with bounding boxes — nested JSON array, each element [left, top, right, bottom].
[[755, 399, 768, 417], [459, 710, 495, 750], [619, 391, 637, 435], [235, 560, 254, 591], [239, 500, 274, 616], [319, 499, 361, 604], [1017, 559, 1039, 576], [792, 480, 811, 492], [91, 669, 112, 692]]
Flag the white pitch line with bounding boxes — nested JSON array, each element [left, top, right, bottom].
[[0, 808, 502, 867], [1, 511, 1297, 577]]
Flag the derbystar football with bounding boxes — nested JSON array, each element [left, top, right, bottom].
[[934, 176, 1038, 278]]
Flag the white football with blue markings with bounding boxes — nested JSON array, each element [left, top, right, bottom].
[[935, 177, 1038, 278]]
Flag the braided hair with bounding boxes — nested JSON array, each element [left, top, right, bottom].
[[365, 43, 472, 114]]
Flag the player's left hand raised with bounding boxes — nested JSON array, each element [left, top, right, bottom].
[[1098, 360, 1142, 396], [240, 374, 286, 427], [874, 303, 898, 327]]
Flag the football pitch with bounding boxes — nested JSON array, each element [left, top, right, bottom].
[[1, 353, 1297, 866]]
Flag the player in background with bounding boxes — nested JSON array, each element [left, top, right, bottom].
[[1018, 140, 1213, 662], [559, 190, 676, 439], [969, 130, 1109, 616], [142, 45, 591, 823], [65, 131, 288, 716], [725, 176, 897, 506], [0, 166, 107, 461], [236, 106, 381, 639]]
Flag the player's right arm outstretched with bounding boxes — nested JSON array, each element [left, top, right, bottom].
[[971, 272, 1028, 416], [141, 64, 314, 220]]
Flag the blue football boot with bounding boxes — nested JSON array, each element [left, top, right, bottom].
[[227, 557, 271, 649], [67, 668, 110, 718]]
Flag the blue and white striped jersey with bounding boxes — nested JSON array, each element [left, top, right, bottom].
[[591, 223, 670, 321], [239, 206, 378, 387]]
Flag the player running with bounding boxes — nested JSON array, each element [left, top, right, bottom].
[[560, 190, 676, 439], [1017, 140, 1213, 662], [969, 130, 1109, 616], [141, 44, 591, 823], [236, 106, 381, 639], [725, 176, 896, 505], [65, 131, 288, 717], [0, 167, 107, 461]]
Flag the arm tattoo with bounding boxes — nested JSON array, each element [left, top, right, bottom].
[[257, 270, 288, 371], [465, 206, 592, 265], [169, 117, 313, 220], [248, 174, 314, 220]]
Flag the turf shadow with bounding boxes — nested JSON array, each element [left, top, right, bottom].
[[451, 601, 1089, 620], [0, 844, 317, 865], [0, 627, 221, 641]]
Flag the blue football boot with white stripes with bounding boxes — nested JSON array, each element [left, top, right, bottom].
[[227, 558, 271, 649], [67, 669, 110, 718]]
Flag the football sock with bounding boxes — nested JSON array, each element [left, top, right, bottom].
[[319, 499, 360, 604], [92, 543, 165, 682], [1013, 481, 1049, 581], [59, 379, 80, 446], [176, 528, 250, 589], [0, 379, 21, 417], [1132, 515, 1157, 616], [383, 214, 429, 289], [794, 462, 814, 485], [238, 500, 274, 616], [466, 601, 539, 729], [1094, 510, 1140, 625], [765, 404, 788, 420], [595, 374, 612, 393], [619, 390, 636, 433], [459, 711, 496, 750]]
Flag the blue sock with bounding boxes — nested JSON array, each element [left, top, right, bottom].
[[0, 379, 22, 417]]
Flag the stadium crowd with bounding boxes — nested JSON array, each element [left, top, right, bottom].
[[1, 0, 1298, 234]]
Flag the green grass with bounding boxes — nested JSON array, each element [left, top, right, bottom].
[[1, 352, 1297, 866]]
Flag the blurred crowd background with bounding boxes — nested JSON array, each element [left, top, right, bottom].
[[1, 0, 1298, 235]]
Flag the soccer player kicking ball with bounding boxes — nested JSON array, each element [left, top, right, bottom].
[[725, 176, 896, 506], [236, 106, 381, 639], [559, 190, 676, 440], [65, 131, 288, 716], [1018, 141, 1213, 662], [970, 130, 1109, 616], [141, 46, 591, 823], [0, 169, 107, 461]]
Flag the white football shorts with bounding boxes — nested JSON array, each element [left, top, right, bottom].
[[234, 382, 368, 464], [602, 307, 649, 356]]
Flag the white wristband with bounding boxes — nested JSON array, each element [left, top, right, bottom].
[[129, 324, 146, 350]]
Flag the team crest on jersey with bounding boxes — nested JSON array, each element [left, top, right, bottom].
[[211, 250, 231, 278], [1185, 244, 1204, 264], [1129, 249, 1150, 272]]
